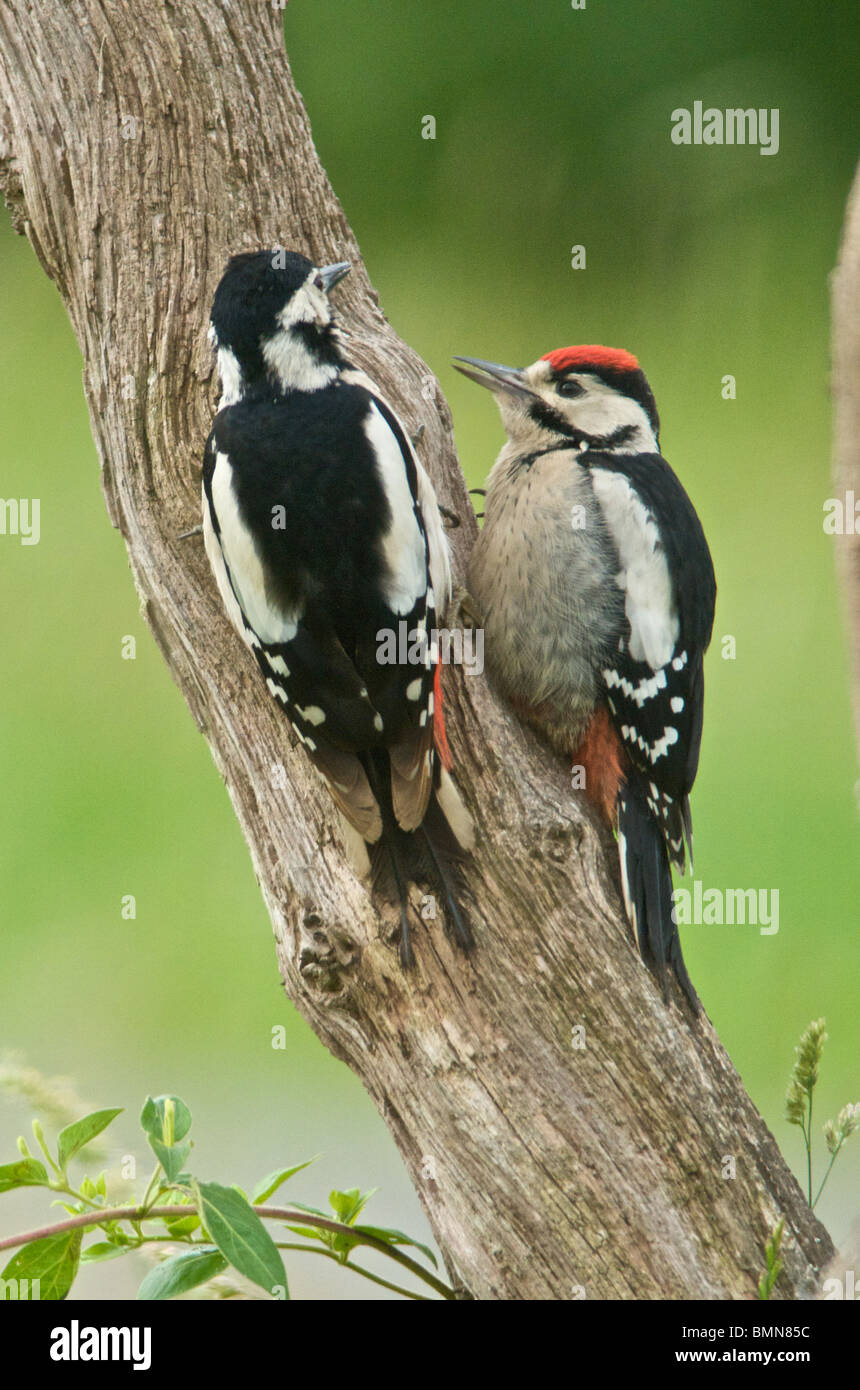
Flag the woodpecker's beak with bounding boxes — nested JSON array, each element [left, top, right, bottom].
[[318, 261, 351, 292], [452, 356, 532, 399]]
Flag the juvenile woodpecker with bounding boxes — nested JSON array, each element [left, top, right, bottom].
[[456, 346, 716, 1007], [202, 249, 474, 966]]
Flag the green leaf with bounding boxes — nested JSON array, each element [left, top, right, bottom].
[[57, 1109, 123, 1170], [80, 1242, 130, 1265], [1, 1230, 82, 1300], [149, 1139, 191, 1183], [285, 1224, 330, 1245], [136, 1245, 226, 1295], [137, 1246, 227, 1301], [0, 1158, 49, 1193], [140, 1096, 192, 1144], [287, 1200, 329, 1219], [353, 1224, 438, 1268], [329, 1187, 376, 1226], [194, 1181, 287, 1298], [164, 1211, 200, 1237], [156, 1191, 200, 1237], [251, 1159, 317, 1205]]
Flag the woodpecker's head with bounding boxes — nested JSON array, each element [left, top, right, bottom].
[[453, 346, 660, 454], [209, 249, 351, 403]]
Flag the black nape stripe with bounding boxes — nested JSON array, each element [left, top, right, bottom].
[[598, 423, 638, 451], [518, 416, 639, 469], [528, 399, 579, 439]]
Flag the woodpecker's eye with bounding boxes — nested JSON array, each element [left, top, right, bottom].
[[557, 379, 585, 398], [313, 273, 324, 290]]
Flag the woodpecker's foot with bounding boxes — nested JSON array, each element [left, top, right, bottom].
[[453, 585, 484, 631], [398, 901, 416, 970], [438, 503, 461, 530], [419, 826, 474, 955]]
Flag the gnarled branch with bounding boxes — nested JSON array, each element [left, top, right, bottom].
[[0, 0, 833, 1299]]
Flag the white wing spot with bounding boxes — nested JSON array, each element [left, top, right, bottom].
[[649, 726, 679, 762], [266, 677, 288, 705], [670, 696, 685, 713], [265, 652, 290, 678], [296, 704, 326, 726], [406, 678, 422, 701]]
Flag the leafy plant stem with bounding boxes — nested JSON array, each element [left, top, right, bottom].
[[806, 1088, 813, 1205], [811, 1147, 841, 1210], [32, 1126, 61, 1178], [0, 1203, 453, 1298], [272, 1242, 431, 1299]]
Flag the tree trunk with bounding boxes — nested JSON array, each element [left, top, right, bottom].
[[0, 0, 834, 1299], [833, 161, 860, 770]]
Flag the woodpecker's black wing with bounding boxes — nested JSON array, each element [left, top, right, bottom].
[[202, 381, 442, 839], [587, 450, 716, 871]]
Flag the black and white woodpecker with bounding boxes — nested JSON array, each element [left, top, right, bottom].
[[202, 248, 474, 966], [455, 346, 716, 1007]]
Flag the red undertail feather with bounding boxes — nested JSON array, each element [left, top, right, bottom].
[[573, 707, 626, 823], [432, 663, 453, 771]]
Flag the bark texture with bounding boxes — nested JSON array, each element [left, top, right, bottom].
[[833, 160, 860, 769], [0, 0, 834, 1299]]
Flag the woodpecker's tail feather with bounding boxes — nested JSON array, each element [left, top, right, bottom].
[[617, 777, 699, 1011], [362, 750, 474, 966]]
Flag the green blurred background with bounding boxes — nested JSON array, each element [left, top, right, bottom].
[[2, 0, 858, 1298]]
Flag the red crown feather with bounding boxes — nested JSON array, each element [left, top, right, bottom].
[[541, 345, 640, 374]]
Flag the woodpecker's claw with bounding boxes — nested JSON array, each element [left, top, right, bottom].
[[453, 586, 484, 631], [177, 524, 204, 540]]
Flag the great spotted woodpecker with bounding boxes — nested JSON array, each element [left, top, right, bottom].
[[455, 346, 716, 1007], [202, 249, 474, 966]]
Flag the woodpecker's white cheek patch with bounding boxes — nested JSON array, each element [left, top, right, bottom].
[[590, 470, 679, 670], [262, 326, 337, 394], [366, 403, 427, 616], [558, 374, 658, 454], [217, 347, 243, 407], [262, 281, 336, 393]]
